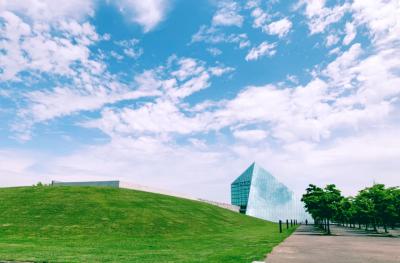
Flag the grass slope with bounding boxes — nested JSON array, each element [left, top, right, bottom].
[[0, 186, 295, 262]]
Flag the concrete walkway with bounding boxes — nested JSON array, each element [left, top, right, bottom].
[[264, 224, 400, 263]]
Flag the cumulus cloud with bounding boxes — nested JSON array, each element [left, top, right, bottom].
[[296, 0, 349, 34], [250, 6, 269, 29], [0, 0, 94, 22], [191, 25, 250, 49], [233, 129, 268, 142], [115, 38, 143, 59], [212, 1, 243, 27], [84, 39, 400, 149], [326, 34, 339, 47], [245, 42, 277, 61], [0, 5, 101, 82], [82, 56, 234, 137], [351, 0, 400, 47], [209, 66, 234, 76], [342, 22, 356, 45], [264, 18, 292, 38], [207, 47, 222, 56], [114, 0, 170, 32]]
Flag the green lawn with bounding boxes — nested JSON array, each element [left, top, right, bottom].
[[0, 186, 295, 262]]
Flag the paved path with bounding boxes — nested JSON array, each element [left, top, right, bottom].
[[264, 224, 400, 263]]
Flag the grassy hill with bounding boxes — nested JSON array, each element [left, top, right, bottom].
[[0, 186, 295, 262]]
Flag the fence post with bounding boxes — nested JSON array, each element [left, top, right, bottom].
[[279, 220, 282, 233], [286, 219, 289, 229], [290, 219, 293, 227]]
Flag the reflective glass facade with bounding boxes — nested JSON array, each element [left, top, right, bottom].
[[231, 164, 254, 213], [231, 163, 312, 222]]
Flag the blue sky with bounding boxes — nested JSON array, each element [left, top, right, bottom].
[[0, 0, 399, 202]]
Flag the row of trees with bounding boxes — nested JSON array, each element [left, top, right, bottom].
[[301, 183, 400, 234]]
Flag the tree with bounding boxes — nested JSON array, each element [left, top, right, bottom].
[[335, 197, 355, 227], [301, 184, 324, 226], [302, 184, 343, 234], [354, 193, 374, 230], [303, 183, 400, 234], [382, 187, 399, 231], [320, 184, 342, 234], [358, 184, 393, 232]]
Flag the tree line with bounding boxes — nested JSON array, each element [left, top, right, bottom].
[[301, 183, 400, 234]]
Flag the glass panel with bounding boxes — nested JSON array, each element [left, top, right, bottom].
[[231, 163, 312, 222]]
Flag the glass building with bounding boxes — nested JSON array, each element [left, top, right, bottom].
[[231, 162, 312, 222]]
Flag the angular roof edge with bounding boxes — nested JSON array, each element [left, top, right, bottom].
[[231, 162, 256, 185]]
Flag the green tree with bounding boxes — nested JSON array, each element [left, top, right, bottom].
[[383, 187, 399, 231], [394, 188, 400, 227], [356, 184, 396, 232], [301, 184, 324, 226], [354, 193, 374, 230], [302, 184, 343, 234], [335, 197, 355, 227], [303, 183, 399, 234], [320, 184, 342, 234]]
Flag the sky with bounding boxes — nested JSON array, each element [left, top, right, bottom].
[[0, 0, 399, 202]]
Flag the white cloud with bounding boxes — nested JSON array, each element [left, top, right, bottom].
[[0, 11, 100, 81], [326, 34, 339, 47], [85, 100, 207, 136], [264, 18, 292, 38], [351, 0, 400, 47], [21, 86, 160, 123], [286, 74, 299, 84], [0, 8, 152, 139], [110, 51, 124, 60], [297, 0, 349, 34], [115, 38, 143, 59], [134, 70, 163, 91], [191, 25, 250, 49], [342, 22, 356, 46], [82, 56, 234, 137], [0, 0, 94, 22], [114, 0, 170, 32], [323, 43, 362, 86], [171, 58, 205, 81], [250, 7, 269, 28], [329, 47, 341, 56], [209, 66, 234, 76], [0, 4, 159, 140], [245, 42, 277, 61], [207, 47, 222, 56], [233, 129, 268, 142], [212, 1, 243, 27]]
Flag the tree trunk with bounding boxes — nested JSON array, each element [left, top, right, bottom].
[[384, 224, 388, 233], [327, 219, 331, 235]]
